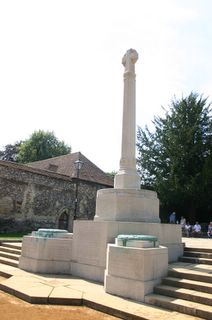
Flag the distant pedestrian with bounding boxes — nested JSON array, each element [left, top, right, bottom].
[[207, 222, 212, 238], [180, 216, 186, 233], [180, 216, 186, 226], [184, 222, 191, 237], [169, 212, 176, 224]]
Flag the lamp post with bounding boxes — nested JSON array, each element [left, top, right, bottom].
[[73, 159, 83, 220]]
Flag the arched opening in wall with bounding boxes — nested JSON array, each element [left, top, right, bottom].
[[58, 212, 69, 230]]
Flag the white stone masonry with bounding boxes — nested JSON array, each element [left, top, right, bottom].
[[114, 49, 141, 189], [94, 49, 160, 223]]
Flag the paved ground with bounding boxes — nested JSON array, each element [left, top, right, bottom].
[[182, 237, 212, 248], [0, 237, 211, 320], [0, 276, 119, 320]]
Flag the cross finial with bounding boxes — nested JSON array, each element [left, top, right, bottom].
[[122, 49, 138, 73]]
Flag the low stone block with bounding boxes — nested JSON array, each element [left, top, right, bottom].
[[106, 244, 168, 281], [104, 244, 168, 301], [19, 256, 71, 274], [104, 273, 158, 302], [19, 235, 73, 273]]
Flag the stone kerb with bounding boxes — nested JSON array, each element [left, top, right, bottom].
[[104, 235, 168, 302]]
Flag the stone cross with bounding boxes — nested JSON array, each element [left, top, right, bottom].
[[114, 49, 141, 189]]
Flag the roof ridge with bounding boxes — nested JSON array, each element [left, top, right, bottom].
[[0, 159, 72, 181], [27, 152, 80, 165], [24, 152, 113, 187], [77, 153, 106, 175]]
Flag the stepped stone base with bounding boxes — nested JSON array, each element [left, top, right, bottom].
[[145, 246, 212, 319], [145, 294, 212, 319], [71, 220, 183, 282], [18, 220, 183, 283]]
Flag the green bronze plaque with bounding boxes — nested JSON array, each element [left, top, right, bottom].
[[117, 234, 158, 247]]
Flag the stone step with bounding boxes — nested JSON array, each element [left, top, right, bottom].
[[184, 251, 212, 259], [0, 250, 20, 261], [0, 242, 22, 250], [163, 276, 212, 294], [184, 247, 212, 254], [154, 284, 212, 306], [0, 242, 22, 268], [179, 256, 212, 265], [145, 293, 212, 320], [0, 270, 11, 279], [0, 257, 19, 268], [168, 263, 212, 283], [0, 246, 21, 255]]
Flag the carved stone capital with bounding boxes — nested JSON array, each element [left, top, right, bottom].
[[122, 49, 138, 73]]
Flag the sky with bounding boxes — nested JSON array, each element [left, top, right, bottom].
[[0, 0, 212, 172]]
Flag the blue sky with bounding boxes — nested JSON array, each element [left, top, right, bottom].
[[0, 0, 211, 172]]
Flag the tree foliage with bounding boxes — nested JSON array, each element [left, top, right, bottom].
[[16, 130, 71, 163], [106, 171, 117, 179], [0, 142, 22, 161], [137, 92, 212, 222]]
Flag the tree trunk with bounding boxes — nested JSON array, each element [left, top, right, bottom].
[[188, 205, 196, 224]]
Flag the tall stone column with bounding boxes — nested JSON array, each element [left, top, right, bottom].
[[94, 49, 160, 223], [114, 49, 140, 189]]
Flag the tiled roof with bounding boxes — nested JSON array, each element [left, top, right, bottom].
[[27, 152, 114, 187], [0, 159, 72, 182]]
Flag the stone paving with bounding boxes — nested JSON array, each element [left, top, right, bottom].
[[182, 237, 212, 249], [0, 237, 211, 319]]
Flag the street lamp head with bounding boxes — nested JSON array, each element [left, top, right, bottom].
[[73, 159, 84, 220], [74, 159, 84, 171]]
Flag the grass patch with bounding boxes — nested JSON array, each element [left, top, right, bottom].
[[0, 232, 29, 240]]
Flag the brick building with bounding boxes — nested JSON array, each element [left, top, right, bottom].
[[0, 152, 113, 232]]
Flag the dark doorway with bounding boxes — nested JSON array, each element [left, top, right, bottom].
[[58, 212, 69, 230]]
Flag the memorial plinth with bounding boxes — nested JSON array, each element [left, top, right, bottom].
[[19, 230, 73, 274], [95, 188, 160, 223], [104, 242, 168, 302]]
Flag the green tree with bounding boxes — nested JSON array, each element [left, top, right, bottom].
[[17, 130, 71, 163], [0, 142, 22, 161], [106, 171, 117, 179], [137, 92, 212, 223]]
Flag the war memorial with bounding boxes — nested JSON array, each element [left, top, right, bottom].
[[19, 49, 183, 302]]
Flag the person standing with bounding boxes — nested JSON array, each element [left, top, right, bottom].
[[169, 212, 176, 223], [184, 221, 191, 237], [180, 216, 186, 233]]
